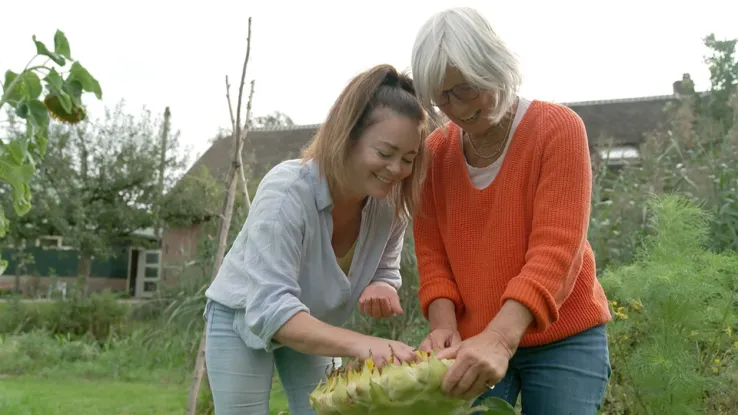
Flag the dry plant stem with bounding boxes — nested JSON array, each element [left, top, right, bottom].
[[237, 80, 255, 210], [185, 16, 255, 415], [225, 77, 255, 209]]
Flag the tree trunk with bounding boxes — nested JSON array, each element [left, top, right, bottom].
[[155, 107, 171, 242], [77, 253, 92, 299]]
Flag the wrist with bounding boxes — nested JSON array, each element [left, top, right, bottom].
[[484, 299, 534, 352], [428, 298, 457, 331], [368, 281, 395, 290], [345, 332, 372, 358]]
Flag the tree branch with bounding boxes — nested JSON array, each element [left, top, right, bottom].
[[237, 79, 255, 210], [225, 76, 236, 133], [234, 17, 252, 152]]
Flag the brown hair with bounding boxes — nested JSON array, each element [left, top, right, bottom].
[[302, 64, 429, 220]]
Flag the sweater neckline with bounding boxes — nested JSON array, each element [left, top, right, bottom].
[[450, 99, 540, 193]]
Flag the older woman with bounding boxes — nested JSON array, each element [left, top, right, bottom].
[[410, 7, 612, 414]]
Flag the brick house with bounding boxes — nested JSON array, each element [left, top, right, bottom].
[[160, 76, 696, 282]]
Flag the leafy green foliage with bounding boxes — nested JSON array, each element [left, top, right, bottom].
[[159, 166, 224, 228], [0, 291, 129, 341], [588, 34, 738, 271], [1, 29, 102, 274], [601, 194, 738, 414]]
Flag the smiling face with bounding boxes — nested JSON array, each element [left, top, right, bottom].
[[345, 108, 422, 200], [434, 66, 497, 135]]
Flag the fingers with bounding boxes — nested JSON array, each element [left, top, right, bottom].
[[370, 298, 382, 318], [449, 366, 481, 398], [435, 343, 460, 360], [463, 375, 490, 401], [395, 345, 420, 363], [388, 293, 404, 315], [372, 341, 418, 367], [440, 352, 473, 394], [360, 295, 402, 319], [418, 336, 433, 353], [379, 297, 392, 318], [450, 332, 463, 348]]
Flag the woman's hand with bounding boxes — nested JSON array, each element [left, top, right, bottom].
[[351, 336, 419, 368], [418, 327, 462, 353], [435, 329, 515, 400], [358, 282, 403, 319]]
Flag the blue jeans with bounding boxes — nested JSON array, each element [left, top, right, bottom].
[[475, 324, 611, 415], [204, 300, 341, 415]]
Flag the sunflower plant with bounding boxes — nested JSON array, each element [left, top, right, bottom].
[[0, 29, 102, 274]]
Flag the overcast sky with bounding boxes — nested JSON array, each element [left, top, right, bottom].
[[2, 0, 736, 165]]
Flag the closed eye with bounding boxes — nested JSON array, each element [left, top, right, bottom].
[[377, 149, 415, 164]]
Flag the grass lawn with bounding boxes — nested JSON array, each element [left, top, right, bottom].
[[0, 375, 290, 415]]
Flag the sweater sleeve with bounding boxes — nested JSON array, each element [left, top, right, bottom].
[[414, 154, 465, 321], [500, 106, 592, 333]]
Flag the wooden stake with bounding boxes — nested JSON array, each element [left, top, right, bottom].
[[185, 16, 255, 414]]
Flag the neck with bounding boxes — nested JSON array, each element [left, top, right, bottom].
[[468, 97, 519, 143], [331, 190, 366, 222]]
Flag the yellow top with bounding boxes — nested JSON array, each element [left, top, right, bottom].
[[337, 239, 357, 276]]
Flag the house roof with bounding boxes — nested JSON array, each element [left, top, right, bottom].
[[185, 82, 692, 186]]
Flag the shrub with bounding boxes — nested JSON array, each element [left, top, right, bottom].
[[0, 290, 129, 341], [601, 194, 738, 414]]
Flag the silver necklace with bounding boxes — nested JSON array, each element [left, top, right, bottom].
[[465, 114, 513, 160]]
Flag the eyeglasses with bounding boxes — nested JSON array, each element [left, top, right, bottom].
[[432, 84, 480, 106]]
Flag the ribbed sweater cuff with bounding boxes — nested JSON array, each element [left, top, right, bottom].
[[501, 276, 559, 333]]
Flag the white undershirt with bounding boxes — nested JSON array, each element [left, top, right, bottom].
[[464, 97, 531, 190]]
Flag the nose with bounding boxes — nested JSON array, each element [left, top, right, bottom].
[[386, 159, 402, 177], [448, 99, 470, 117]]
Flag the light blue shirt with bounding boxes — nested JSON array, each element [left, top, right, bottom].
[[204, 158, 406, 352]]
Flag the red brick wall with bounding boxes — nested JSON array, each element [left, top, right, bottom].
[[161, 223, 202, 284]]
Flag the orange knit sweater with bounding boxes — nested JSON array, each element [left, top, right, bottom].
[[413, 100, 611, 348]]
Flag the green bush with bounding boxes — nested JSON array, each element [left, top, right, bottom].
[[600, 194, 738, 414], [0, 291, 129, 341], [0, 330, 100, 375]]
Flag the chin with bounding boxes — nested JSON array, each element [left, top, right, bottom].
[[367, 182, 395, 199], [368, 188, 392, 200], [452, 109, 492, 134]]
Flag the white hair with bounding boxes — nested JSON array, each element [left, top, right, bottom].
[[411, 7, 523, 127]]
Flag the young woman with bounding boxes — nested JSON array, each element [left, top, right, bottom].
[[203, 64, 430, 415], [410, 7, 612, 414]]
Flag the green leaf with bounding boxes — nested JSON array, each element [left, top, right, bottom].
[[32, 35, 66, 66], [15, 101, 29, 119], [23, 71, 42, 99], [64, 79, 84, 106], [5, 137, 28, 165], [32, 131, 48, 157], [54, 29, 72, 59], [45, 68, 72, 113], [3, 70, 22, 105], [3, 70, 43, 104], [27, 99, 50, 134], [3, 70, 18, 94], [0, 152, 35, 216], [0, 205, 7, 239], [478, 398, 516, 415], [69, 61, 102, 99]]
